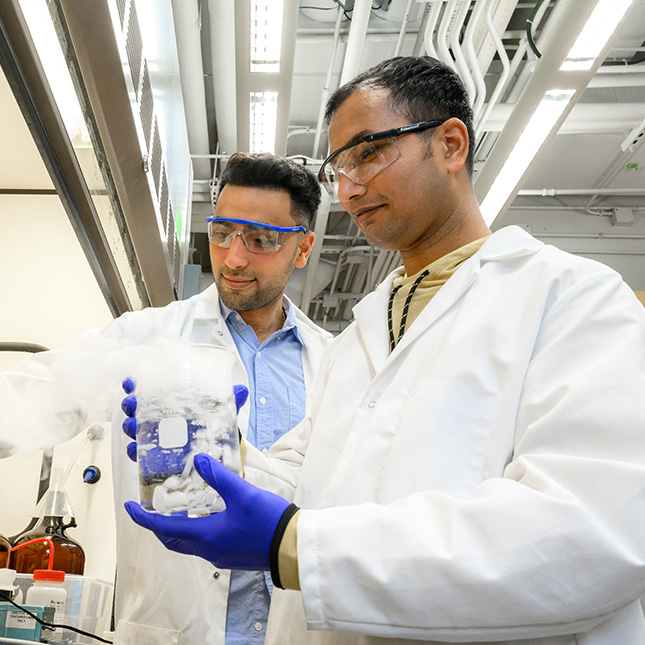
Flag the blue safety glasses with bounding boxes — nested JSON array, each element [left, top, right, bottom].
[[206, 217, 306, 254]]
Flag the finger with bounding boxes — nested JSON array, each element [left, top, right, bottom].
[[122, 377, 136, 394], [126, 441, 137, 462], [233, 385, 249, 413], [121, 394, 137, 417], [122, 417, 137, 439], [193, 452, 244, 503], [124, 501, 199, 539]]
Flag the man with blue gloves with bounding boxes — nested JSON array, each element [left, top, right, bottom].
[[113, 152, 331, 645], [124, 57, 645, 645]]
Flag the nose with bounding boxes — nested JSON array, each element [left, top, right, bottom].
[[336, 170, 367, 204], [223, 233, 250, 269]]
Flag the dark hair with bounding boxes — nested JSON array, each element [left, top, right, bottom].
[[325, 56, 475, 176], [217, 153, 321, 229]]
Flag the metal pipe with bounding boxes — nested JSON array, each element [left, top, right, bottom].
[[519, 188, 645, 196], [463, 0, 490, 114], [450, 1, 477, 102], [207, 0, 237, 156], [312, 5, 343, 158], [171, 0, 211, 181], [436, 0, 458, 70], [412, 3, 431, 56], [423, 0, 445, 59], [339, 0, 372, 85], [394, 0, 417, 57], [475, 0, 511, 135]]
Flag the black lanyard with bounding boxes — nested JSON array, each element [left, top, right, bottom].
[[387, 270, 429, 352]]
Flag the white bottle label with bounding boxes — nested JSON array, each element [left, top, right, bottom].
[[6, 611, 36, 629]]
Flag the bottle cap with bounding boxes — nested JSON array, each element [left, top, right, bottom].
[[33, 569, 65, 583]]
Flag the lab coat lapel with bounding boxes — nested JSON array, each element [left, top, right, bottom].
[[393, 226, 543, 356], [352, 226, 543, 371]]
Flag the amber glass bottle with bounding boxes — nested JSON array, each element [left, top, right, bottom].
[[0, 531, 10, 568], [9, 516, 85, 575]]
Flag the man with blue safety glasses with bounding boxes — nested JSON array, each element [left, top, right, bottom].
[[0, 152, 331, 645], [117, 152, 331, 645]]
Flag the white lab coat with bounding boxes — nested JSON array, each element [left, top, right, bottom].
[[247, 226, 645, 645], [0, 283, 331, 645]]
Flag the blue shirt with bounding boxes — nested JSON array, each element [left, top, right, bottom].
[[222, 299, 306, 644]]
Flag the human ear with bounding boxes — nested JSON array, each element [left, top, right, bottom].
[[438, 118, 469, 173], [294, 232, 315, 268]]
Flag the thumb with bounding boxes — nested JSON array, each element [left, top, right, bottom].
[[233, 384, 249, 413], [193, 453, 244, 504]]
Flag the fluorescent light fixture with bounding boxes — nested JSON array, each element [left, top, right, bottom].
[[480, 90, 575, 225], [250, 0, 284, 73], [18, 0, 91, 146], [561, 0, 637, 70], [250, 92, 278, 153]]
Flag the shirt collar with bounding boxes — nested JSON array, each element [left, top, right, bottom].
[[220, 296, 304, 346]]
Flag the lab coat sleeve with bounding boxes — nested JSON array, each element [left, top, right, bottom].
[[0, 303, 193, 458], [296, 270, 645, 642]]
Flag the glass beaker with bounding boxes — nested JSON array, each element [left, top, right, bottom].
[[132, 343, 241, 515]]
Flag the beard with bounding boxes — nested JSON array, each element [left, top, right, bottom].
[[214, 247, 298, 313], [215, 271, 286, 312]]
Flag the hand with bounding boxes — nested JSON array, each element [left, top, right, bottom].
[[121, 378, 249, 462], [124, 453, 290, 570]]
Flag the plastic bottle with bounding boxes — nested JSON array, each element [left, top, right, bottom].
[[25, 569, 67, 638], [9, 468, 85, 575], [0, 567, 23, 604], [0, 531, 10, 568]]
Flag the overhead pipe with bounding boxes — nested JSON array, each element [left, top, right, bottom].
[[312, 5, 343, 159], [171, 0, 211, 181], [412, 3, 431, 56], [339, 0, 372, 85], [435, 0, 459, 70], [423, 0, 444, 59], [450, 1, 477, 103], [394, 0, 417, 57], [207, 0, 237, 156], [463, 0, 490, 113], [474, 0, 511, 135]]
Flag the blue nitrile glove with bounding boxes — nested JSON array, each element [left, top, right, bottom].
[[121, 377, 249, 462], [124, 453, 293, 570]]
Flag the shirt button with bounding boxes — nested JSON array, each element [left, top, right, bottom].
[[254, 622, 263, 632], [213, 571, 220, 580], [259, 396, 266, 405], [262, 448, 268, 454], [257, 351, 261, 357], [217, 330, 223, 336], [368, 401, 376, 409]]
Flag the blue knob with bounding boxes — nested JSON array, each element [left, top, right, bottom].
[[83, 465, 101, 484]]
